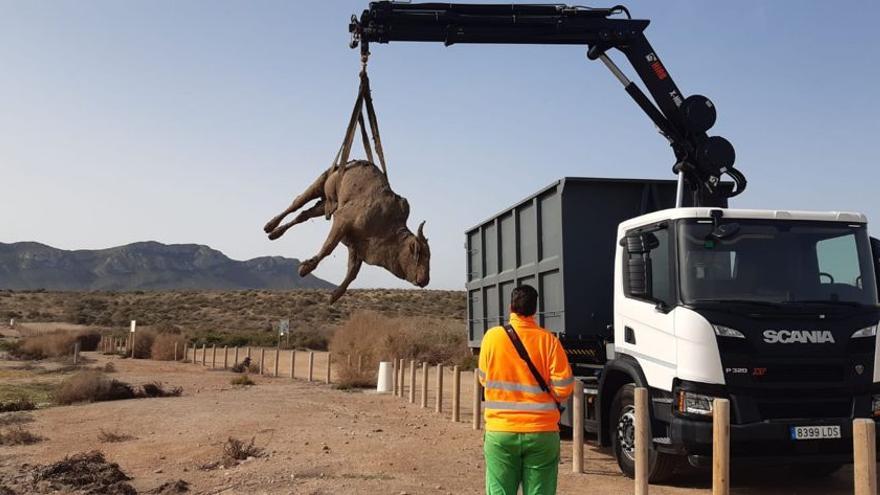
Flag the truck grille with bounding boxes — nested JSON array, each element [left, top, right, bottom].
[[756, 399, 852, 420], [755, 364, 846, 384]]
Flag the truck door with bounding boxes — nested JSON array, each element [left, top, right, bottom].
[[615, 222, 677, 390]]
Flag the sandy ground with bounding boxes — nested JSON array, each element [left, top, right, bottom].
[[0, 352, 865, 495]]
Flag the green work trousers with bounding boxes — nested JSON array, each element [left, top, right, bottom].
[[484, 431, 560, 495]]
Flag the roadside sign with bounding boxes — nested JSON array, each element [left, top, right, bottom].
[[279, 319, 290, 336], [130, 320, 137, 333]]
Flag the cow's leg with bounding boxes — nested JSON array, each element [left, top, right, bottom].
[[298, 221, 346, 277], [329, 248, 363, 303], [268, 200, 326, 240], [263, 170, 330, 234]]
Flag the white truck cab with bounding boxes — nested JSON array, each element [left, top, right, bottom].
[[606, 207, 880, 479]]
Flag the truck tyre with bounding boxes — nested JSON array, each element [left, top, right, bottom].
[[610, 383, 679, 483]]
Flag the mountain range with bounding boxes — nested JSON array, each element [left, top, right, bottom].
[[0, 241, 334, 291]]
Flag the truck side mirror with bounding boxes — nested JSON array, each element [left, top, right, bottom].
[[623, 233, 654, 298], [626, 256, 651, 298]]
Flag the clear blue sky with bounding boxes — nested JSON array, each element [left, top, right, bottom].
[[1, 1, 878, 290]]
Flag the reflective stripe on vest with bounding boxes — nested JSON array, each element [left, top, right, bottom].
[[484, 401, 558, 411], [551, 376, 574, 387], [484, 380, 544, 394]]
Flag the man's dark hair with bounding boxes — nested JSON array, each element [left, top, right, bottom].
[[510, 285, 538, 317]]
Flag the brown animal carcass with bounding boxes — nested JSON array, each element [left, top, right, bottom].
[[263, 160, 430, 303]]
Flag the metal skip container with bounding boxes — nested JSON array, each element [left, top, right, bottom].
[[464, 177, 714, 365]]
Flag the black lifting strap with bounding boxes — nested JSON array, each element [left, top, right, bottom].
[[331, 56, 388, 180], [503, 324, 563, 412]]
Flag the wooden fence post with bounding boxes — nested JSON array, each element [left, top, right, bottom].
[[713, 398, 730, 495], [634, 387, 649, 495], [392, 359, 398, 396], [572, 381, 584, 473], [398, 358, 405, 397], [308, 351, 314, 382], [183, 343, 188, 362], [472, 370, 482, 430], [274, 346, 280, 377], [452, 365, 461, 422], [234, 346, 239, 366], [201, 344, 207, 366], [854, 418, 877, 495], [73, 341, 80, 365], [211, 345, 217, 368], [223, 346, 228, 369], [174, 342, 178, 362], [260, 348, 266, 375], [357, 354, 363, 374], [421, 362, 429, 408], [289, 350, 295, 379], [409, 360, 417, 404], [247, 346, 251, 359], [435, 364, 444, 413], [326, 353, 332, 384]]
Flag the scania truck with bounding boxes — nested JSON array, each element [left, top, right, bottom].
[[348, 2, 880, 480]]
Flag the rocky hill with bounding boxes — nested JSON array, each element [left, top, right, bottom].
[[0, 241, 334, 291]]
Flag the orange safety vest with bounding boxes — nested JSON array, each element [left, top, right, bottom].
[[478, 313, 575, 432]]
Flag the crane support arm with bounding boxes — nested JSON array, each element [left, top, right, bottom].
[[349, 2, 746, 207]]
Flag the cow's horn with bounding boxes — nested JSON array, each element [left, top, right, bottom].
[[417, 221, 426, 241]]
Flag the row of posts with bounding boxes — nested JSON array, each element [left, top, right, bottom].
[[388, 359, 484, 430], [179, 342, 331, 384], [98, 335, 135, 357]]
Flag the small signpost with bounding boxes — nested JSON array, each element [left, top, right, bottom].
[[279, 319, 290, 348], [130, 320, 137, 358]]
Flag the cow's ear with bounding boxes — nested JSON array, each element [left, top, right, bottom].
[[409, 240, 418, 255]]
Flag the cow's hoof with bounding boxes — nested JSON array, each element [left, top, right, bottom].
[[329, 288, 346, 304], [298, 259, 317, 277], [263, 219, 280, 234], [267, 228, 285, 241]]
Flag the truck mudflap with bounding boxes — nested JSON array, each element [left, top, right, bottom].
[[669, 415, 880, 465]]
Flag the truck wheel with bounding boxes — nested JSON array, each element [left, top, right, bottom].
[[610, 384, 679, 483]]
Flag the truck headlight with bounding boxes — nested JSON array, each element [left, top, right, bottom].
[[713, 324, 745, 339], [677, 390, 716, 417], [851, 325, 877, 339]]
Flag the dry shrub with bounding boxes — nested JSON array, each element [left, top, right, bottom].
[[141, 382, 183, 398], [132, 329, 157, 359], [0, 412, 33, 426], [231, 357, 259, 374], [98, 429, 135, 443], [222, 437, 263, 467], [0, 426, 44, 445], [150, 333, 186, 361], [32, 451, 134, 494], [329, 311, 471, 388], [230, 375, 255, 386], [0, 399, 35, 413], [54, 371, 136, 405], [11, 329, 101, 360]]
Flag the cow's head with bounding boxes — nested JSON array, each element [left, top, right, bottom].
[[400, 221, 430, 287]]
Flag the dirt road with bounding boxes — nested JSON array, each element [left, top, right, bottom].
[[0, 353, 860, 494]]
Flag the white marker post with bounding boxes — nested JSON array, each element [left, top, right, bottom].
[[130, 320, 137, 358]]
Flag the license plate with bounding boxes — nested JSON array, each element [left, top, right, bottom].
[[790, 425, 841, 440]]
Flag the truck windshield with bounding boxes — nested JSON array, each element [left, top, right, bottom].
[[678, 220, 879, 306]]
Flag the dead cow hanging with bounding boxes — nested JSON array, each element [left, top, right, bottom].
[[263, 56, 430, 303]]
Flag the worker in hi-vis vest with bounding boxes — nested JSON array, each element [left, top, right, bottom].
[[478, 285, 575, 495]]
